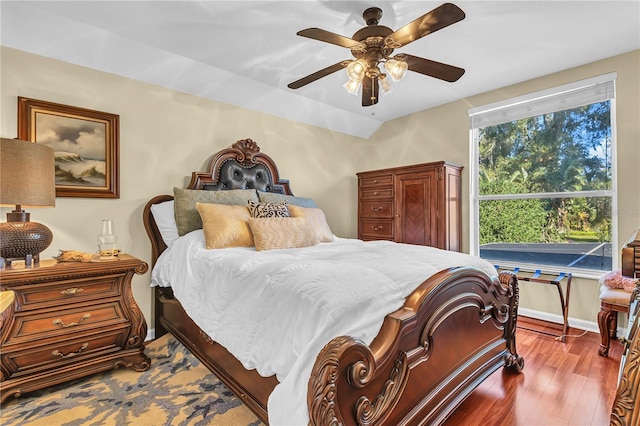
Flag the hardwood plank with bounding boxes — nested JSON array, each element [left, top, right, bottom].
[[444, 318, 622, 426]]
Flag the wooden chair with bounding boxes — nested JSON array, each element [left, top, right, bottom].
[[597, 286, 632, 357]]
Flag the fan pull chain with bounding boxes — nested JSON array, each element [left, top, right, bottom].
[[370, 75, 376, 103]]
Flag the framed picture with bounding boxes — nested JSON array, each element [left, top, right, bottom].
[[17, 97, 120, 198]]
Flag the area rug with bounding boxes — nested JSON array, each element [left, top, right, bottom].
[[0, 334, 264, 426]]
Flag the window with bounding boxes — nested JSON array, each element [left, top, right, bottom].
[[469, 74, 617, 274]]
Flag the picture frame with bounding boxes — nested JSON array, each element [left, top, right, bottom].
[[17, 97, 120, 198]]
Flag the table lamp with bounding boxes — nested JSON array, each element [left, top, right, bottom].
[[0, 138, 56, 267]]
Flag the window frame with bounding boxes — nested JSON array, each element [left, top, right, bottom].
[[468, 74, 619, 278]]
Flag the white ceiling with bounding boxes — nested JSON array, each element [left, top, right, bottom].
[[1, 1, 639, 138]]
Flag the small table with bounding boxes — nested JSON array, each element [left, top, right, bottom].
[[0, 254, 150, 403]]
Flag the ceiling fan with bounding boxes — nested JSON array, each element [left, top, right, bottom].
[[287, 3, 466, 107]]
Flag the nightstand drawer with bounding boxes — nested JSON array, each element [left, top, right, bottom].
[[360, 201, 393, 218], [7, 301, 127, 344], [12, 276, 121, 311], [2, 328, 129, 376]]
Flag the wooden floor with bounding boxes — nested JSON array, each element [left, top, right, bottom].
[[444, 317, 622, 426]]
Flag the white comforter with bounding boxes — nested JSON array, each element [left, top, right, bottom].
[[151, 231, 497, 425]]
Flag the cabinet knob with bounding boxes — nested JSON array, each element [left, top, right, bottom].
[[373, 191, 379, 196], [371, 225, 383, 231], [371, 206, 382, 212]]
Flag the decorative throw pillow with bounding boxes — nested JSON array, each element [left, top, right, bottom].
[[196, 202, 254, 249], [173, 188, 259, 236], [288, 205, 334, 243], [248, 217, 319, 251], [247, 200, 290, 218], [257, 191, 318, 208]]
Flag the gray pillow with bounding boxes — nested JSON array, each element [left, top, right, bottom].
[[173, 187, 258, 236], [257, 191, 318, 208]]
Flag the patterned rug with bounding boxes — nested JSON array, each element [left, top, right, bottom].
[[1, 334, 264, 426]]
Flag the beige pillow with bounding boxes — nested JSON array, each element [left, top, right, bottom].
[[173, 188, 259, 236], [288, 205, 334, 243], [196, 202, 253, 249], [248, 217, 319, 251]]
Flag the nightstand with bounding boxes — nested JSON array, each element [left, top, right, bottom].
[[0, 254, 150, 403]]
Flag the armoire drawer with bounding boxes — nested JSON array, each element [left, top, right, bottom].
[[360, 187, 393, 200], [359, 219, 394, 239], [360, 174, 393, 188], [360, 201, 393, 218]]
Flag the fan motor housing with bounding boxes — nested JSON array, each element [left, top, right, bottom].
[[351, 26, 395, 62]]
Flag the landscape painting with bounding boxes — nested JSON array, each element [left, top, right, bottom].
[[18, 97, 119, 198]]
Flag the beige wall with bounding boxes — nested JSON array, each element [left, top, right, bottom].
[[367, 50, 640, 326], [2, 46, 638, 333], [0, 46, 366, 334]]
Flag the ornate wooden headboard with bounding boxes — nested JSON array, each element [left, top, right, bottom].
[[143, 139, 294, 264]]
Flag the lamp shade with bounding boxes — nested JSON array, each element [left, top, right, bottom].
[[0, 138, 55, 208]]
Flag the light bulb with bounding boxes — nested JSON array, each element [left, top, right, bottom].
[[346, 59, 367, 81], [384, 58, 408, 82], [379, 75, 391, 94], [343, 78, 362, 95]]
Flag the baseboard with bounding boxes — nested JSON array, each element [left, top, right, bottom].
[[518, 307, 607, 335], [518, 308, 600, 333]]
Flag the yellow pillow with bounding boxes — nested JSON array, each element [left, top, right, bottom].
[[248, 217, 319, 251], [288, 205, 334, 243], [196, 202, 253, 249]]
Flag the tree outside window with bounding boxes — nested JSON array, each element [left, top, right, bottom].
[[475, 100, 614, 272]]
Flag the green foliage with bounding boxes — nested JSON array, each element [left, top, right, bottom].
[[479, 180, 548, 244], [478, 101, 613, 244]]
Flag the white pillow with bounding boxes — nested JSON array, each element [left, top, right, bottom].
[[150, 200, 180, 247]]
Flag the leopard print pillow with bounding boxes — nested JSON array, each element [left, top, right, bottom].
[[247, 199, 290, 218]]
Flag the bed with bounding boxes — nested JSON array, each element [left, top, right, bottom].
[[143, 139, 524, 425]]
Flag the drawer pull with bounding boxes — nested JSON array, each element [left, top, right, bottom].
[[371, 206, 383, 212], [60, 288, 84, 296], [53, 313, 91, 328], [373, 191, 379, 196], [371, 225, 383, 231], [373, 179, 378, 184], [52, 343, 89, 359]]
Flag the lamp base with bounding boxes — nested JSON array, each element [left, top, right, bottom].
[[0, 221, 53, 268]]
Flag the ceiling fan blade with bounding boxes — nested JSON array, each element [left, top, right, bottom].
[[288, 61, 349, 89], [297, 28, 365, 50], [362, 77, 379, 107], [402, 54, 465, 82], [385, 3, 465, 48]]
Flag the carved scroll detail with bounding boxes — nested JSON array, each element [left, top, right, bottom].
[[355, 357, 409, 426], [308, 336, 350, 425], [499, 271, 524, 372], [308, 335, 408, 426], [611, 334, 640, 425], [231, 139, 260, 166]]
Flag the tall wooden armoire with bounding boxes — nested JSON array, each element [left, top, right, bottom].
[[357, 161, 462, 251]]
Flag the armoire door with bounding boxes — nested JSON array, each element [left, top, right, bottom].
[[394, 171, 437, 246]]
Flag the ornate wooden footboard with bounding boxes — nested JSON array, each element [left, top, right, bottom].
[[143, 139, 523, 424], [308, 267, 522, 425]]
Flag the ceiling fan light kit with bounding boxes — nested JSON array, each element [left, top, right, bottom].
[[288, 3, 466, 107]]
